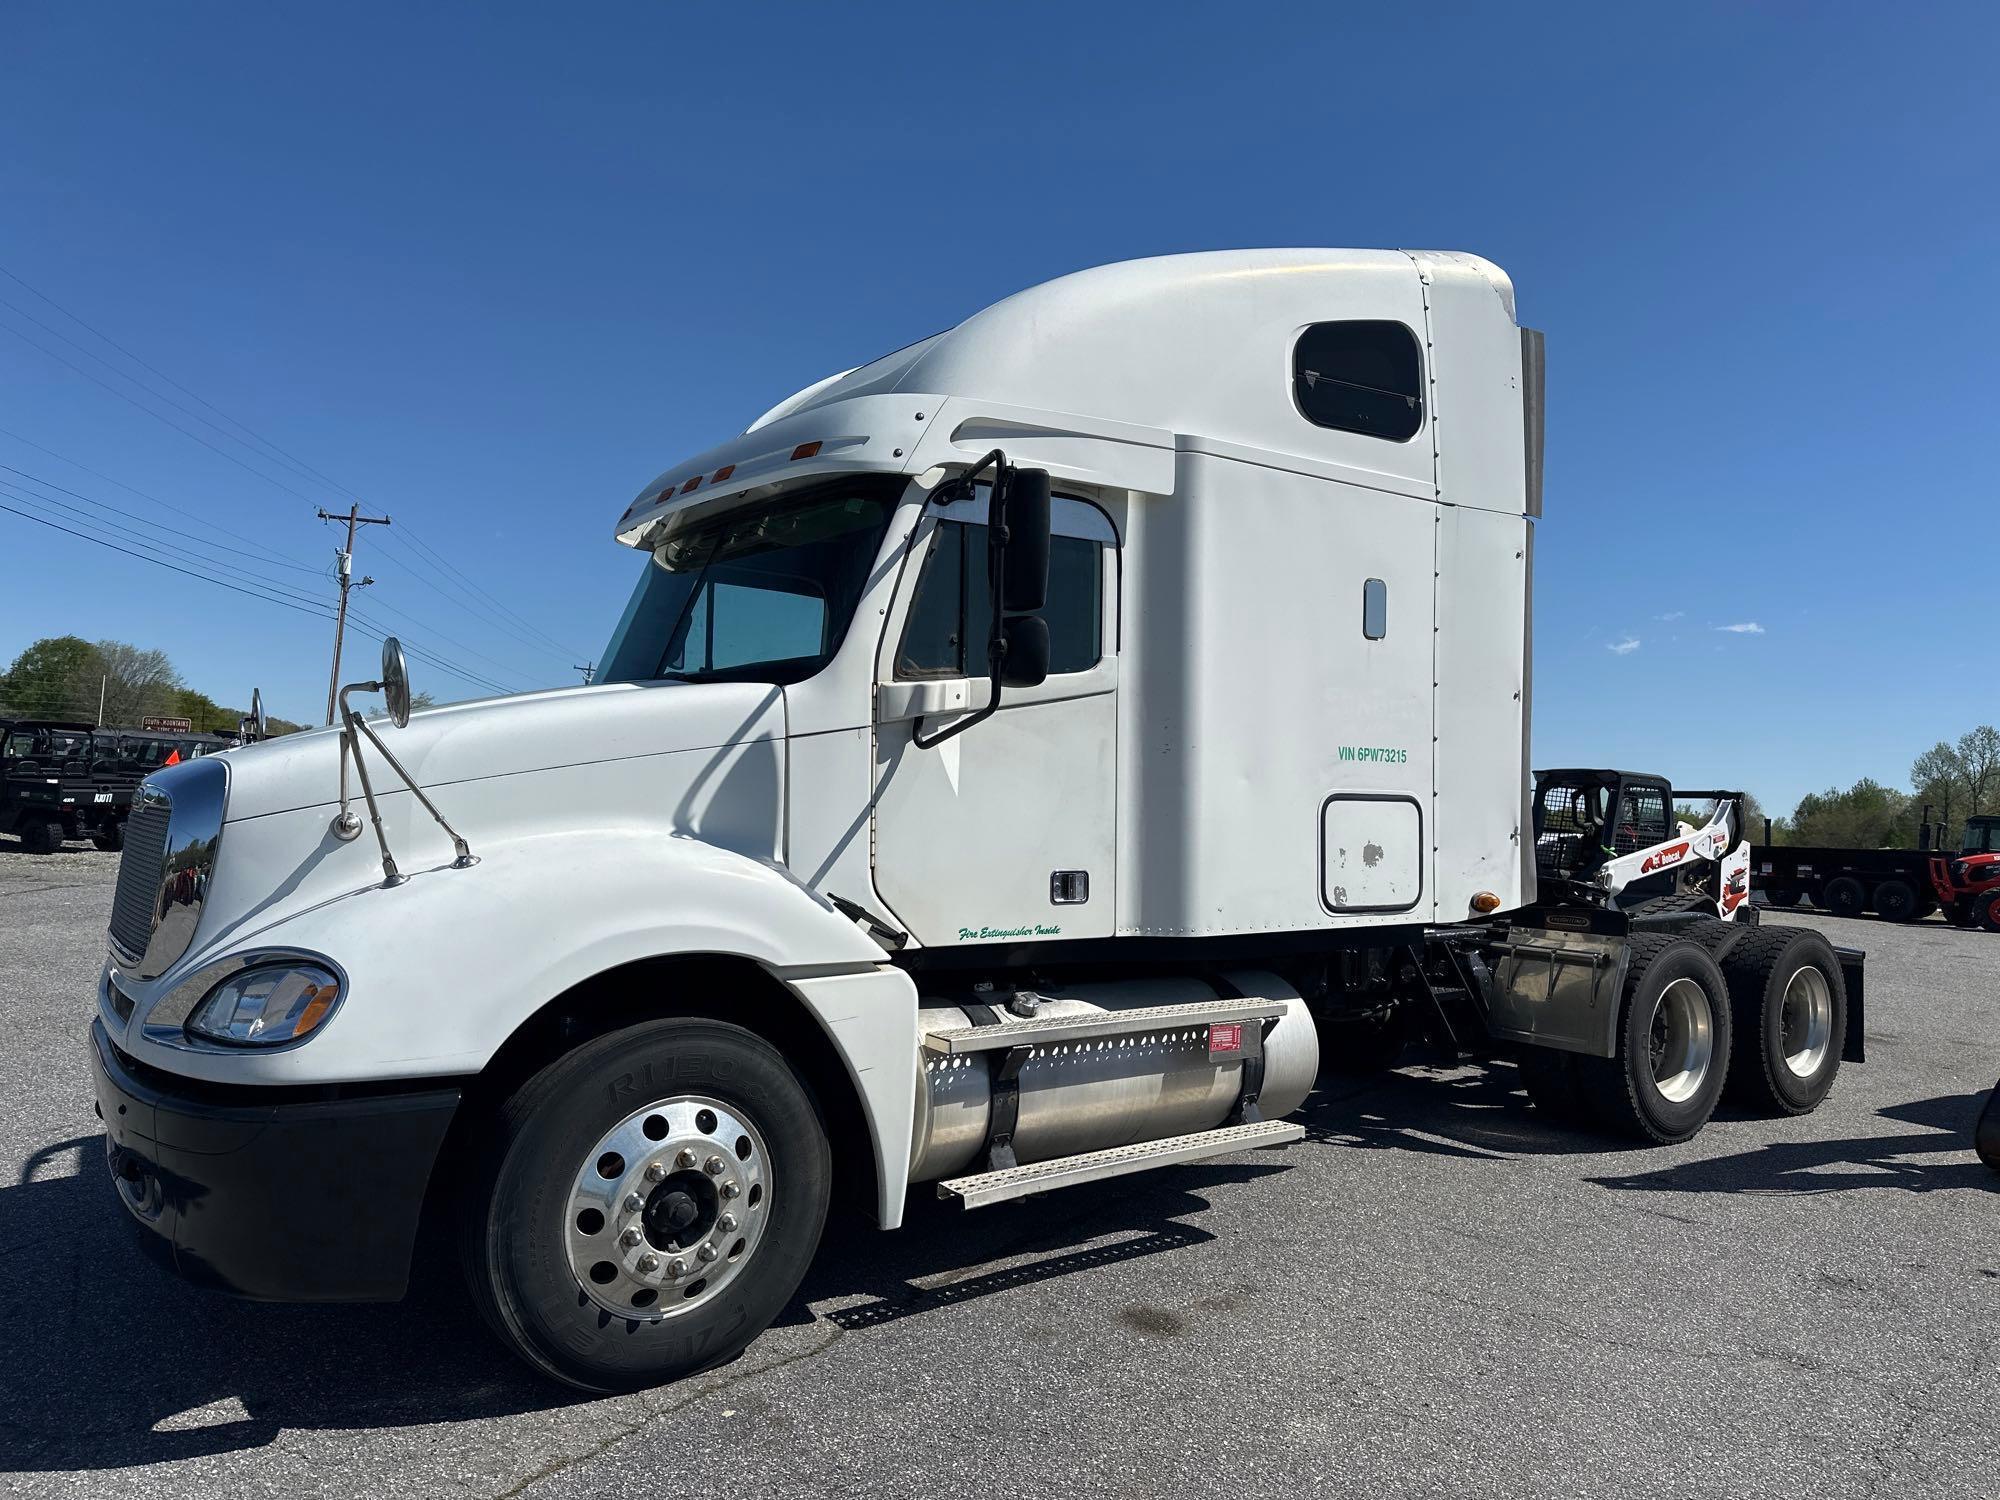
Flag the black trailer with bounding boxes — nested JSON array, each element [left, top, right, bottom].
[[1751, 844, 1938, 922]]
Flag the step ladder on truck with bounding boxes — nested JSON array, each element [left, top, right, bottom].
[[84, 249, 1864, 1391]]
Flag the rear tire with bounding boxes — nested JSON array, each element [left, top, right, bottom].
[[1822, 876, 1866, 918], [1575, 935, 1731, 1144], [18, 819, 63, 854], [1720, 926, 1846, 1114], [91, 821, 125, 852], [1977, 890, 2000, 935], [1873, 879, 1918, 922], [458, 1017, 831, 1392]]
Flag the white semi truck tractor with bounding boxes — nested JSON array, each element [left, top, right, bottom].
[[87, 250, 1863, 1390]]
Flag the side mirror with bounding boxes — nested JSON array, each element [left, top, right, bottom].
[[998, 467, 1051, 614], [381, 638, 413, 729], [1000, 614, 1049, 688], [248, 688, 267, 740]]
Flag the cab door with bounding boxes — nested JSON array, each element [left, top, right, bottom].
[[871, 493, 1119, 946]]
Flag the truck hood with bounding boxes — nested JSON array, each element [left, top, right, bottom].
[[218, 680, 785, 823]]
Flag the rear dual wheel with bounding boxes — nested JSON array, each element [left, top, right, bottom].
[[1721, 927, 1847, 1113], [459, 1018, 831, 1392], [1521, 935, 1732, 1145]]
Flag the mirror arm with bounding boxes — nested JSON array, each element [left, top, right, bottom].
[[913, 455, 1016, 750], [329, 680, 477, 881]]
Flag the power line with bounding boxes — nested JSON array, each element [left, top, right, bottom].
[[395, 523, 589, 661], [0, 464, 324, 576], [372, 530, 583, 667], [0, 499, 340, 622], [0, 480, 335, 608], [0, 309, 325, 505], [0, 493, 527, 701], [0, 425, 318, 572], [0, 261, 357, 499]]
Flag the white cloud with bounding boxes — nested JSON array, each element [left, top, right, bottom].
[[1607, 636, 1641, 655], [1715, 621, 1765, 635], [1655, 610, 1684, 621]]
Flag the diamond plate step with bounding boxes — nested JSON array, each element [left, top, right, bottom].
[[935, 1119, 1305, 1209], [922, 997, 1285, 1056]]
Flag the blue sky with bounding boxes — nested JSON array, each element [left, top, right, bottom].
[[0, 3, 1992, 815]]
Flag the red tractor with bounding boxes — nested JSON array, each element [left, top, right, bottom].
[[1932, 813, 2000, 932]]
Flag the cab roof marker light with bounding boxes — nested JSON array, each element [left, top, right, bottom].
[[712, 464, 735, 482], [790, 441, 822, 460], [681, 476, 702, 494]]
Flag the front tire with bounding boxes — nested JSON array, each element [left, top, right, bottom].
[[459, 1018, 831, 1392], [1721, 927, 1847, 1114], [1576, 935, 1731, 1144], [1977, 890, 2000, 934]]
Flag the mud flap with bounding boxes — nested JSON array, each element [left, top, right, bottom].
[[1836, 945, 1866, 1064], [1483, 909, 1632, 1059]]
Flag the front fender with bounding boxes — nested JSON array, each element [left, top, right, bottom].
[[113, 824, 922, 1224]]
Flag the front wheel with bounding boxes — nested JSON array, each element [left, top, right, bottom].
[[1978, 891, 2000, 935], [459, 1018, 831, 1392]]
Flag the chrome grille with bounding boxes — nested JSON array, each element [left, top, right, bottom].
[[109, 796, 172, 962], [105, 755, 227, 978]]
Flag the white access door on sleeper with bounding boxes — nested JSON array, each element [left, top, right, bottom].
[[870, 496, 1119, 946]]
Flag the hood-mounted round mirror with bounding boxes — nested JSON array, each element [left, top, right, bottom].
[[248, 687, 267, 740], [381, 637, 412, 729]]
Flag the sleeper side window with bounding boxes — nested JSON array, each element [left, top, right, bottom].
[[898, 520, 1104, 679], [1293, 321, 1424, 442]]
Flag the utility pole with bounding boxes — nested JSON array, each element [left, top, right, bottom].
[[574, 662, 596, 685], [318, 504, 391, 725]]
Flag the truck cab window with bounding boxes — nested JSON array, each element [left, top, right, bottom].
[[1293, 320, 1424, 441], [598, 479, 898, 687], [897, 521, 1103, 679]]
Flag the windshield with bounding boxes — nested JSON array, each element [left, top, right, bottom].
[[1966, 821, 1998, 855], [599, 478, 901, 687]]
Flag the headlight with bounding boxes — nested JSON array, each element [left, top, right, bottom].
[[184, 963, 344, 1046]]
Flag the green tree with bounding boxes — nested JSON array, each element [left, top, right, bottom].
[[96, 639, 183, 725], [1791, 778, 1910, 850], [0, 635, 107, 721]]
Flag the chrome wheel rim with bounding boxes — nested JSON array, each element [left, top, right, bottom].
[[1648, 977, 1714, 1104], [1779, 965, 1833, 1079], [566, 1094, 772, 1321]]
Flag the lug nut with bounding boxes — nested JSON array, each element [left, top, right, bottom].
[[621, 1227, 643, 1248], [697, 1243, 719, 1263], [645, 1161, 669, 1183], [638, 1253, 659, 1273], [720, 1180, 742, 1200], [669, 1258, 689, 1279], [718, 1213, 737, 1234], [624, 1193, 644, 1212], [704, 1155, 725, 1177], [675, 1148, 697, 1169]]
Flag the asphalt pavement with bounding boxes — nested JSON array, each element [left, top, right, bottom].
[[3, 841, 1996, 1498]]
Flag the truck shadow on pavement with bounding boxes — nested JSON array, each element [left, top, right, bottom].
[[1587, 1090, 1998, 1196], [0, 1134, 1273, 1473]]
